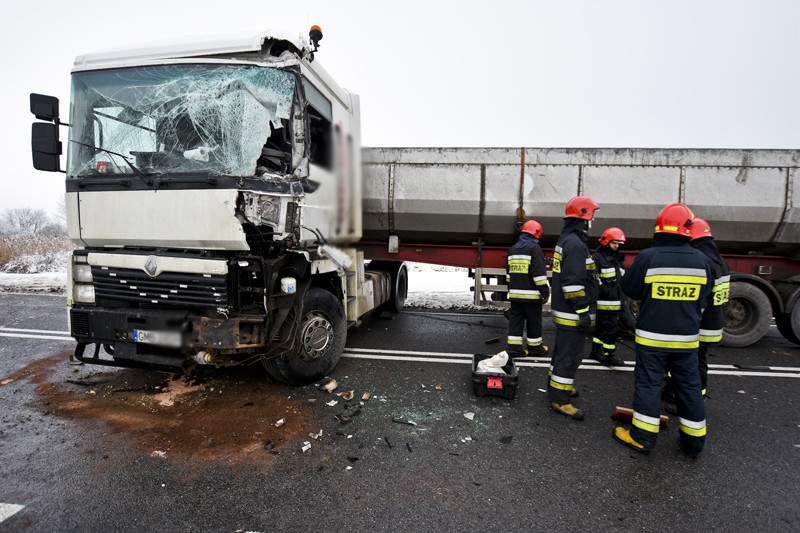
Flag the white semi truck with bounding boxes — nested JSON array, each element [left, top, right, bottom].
[[30, 29, 800, 385], [30, 28, 407, 384]]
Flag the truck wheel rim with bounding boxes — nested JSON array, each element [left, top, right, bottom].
[[299, 312, 333, 361]]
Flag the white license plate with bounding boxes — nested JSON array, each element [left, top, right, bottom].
[[133, 329, 182, 348]]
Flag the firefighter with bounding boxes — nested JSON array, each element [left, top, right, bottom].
[[506, 219, 550, 358], [548, 196, 600, 420], [663, 218, 730, 411], [590, 227, 627, 367], [614, 203, 712, 457]]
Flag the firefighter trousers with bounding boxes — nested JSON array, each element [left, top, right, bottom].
[[632, 344, 706, 455], [507, 300, 543, 356], [592, 310, 620, 353], [547, 324, 585, 404]]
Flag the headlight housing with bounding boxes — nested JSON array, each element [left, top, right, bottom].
[[71, 254, 95, 304]]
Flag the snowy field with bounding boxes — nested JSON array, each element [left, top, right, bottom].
[[0, 260, 499, 311]]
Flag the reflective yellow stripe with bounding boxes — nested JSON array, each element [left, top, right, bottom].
[[699, 328, 723, 343], [646, 274, 707, 285], [635, 329, 699, 349], [549, 379, 573, 391], [632, 411, 660, 434], [509, 293, 542, 300], [564, 290, 586, 299], [679, 418, 707, 437], [552, 316, 578, 327], [636, 335, 699, 349]]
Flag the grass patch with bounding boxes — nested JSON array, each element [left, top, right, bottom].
[[0, 235, 72, 273]]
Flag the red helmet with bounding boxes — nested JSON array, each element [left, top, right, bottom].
[[520, 219, 543, 239], [599, 227, 626, 246], [655, 203, 694, 236], [690, 218, 712, 240], [565, 196, 599, 220]]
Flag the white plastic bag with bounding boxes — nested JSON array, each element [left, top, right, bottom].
[[476, 351, 509, 374]]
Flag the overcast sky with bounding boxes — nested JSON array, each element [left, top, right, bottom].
[[3, 0, 798, 215]]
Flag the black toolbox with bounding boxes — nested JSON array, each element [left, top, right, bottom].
[[472, 354, 518, 399]]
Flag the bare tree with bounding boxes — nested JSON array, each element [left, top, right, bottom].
[[1, 208, 53, 236]]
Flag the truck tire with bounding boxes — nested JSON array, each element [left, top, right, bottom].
[[776, 313, 800, 346], [262, 288, 346, 385], [722, 282, 772, 348]]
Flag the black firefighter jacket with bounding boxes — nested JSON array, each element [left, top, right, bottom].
[[507, 232, 550, 303], [593, 244, 625, 313], [551, 218, 599, 327], [691, 236, 731, 345]]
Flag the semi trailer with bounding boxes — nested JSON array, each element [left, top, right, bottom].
[[30, 29, 800, 388], [359, 147, 800, 348]]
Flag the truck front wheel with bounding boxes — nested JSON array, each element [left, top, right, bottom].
[[262, 288, 346, 385], [722, 282, 772, 348]]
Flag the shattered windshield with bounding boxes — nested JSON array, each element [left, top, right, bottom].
[[67, 64, 296, 178]]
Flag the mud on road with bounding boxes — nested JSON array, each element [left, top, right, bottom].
[[2, 354, 323, 469]]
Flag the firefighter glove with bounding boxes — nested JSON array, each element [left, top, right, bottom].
[[578, 311, 592, 331]]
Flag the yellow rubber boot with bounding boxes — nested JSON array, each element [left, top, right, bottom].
[[613, 427, 650, 454], [551, 402, 584, 420]]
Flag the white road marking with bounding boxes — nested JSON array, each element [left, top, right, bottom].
[[342, 348, 800, 378], [4, 328, 799, 378], [0, 503, 24, 523], [0, 327, 71, 335]]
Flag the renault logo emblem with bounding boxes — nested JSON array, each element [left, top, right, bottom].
[[144, 256, 158, 277]]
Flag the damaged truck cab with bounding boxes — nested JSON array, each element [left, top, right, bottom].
[[30, 29, 406, 384]]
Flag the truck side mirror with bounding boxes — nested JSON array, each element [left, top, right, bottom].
[[31, 122, 62, 172], [30, 93, 60, 122], [30, 93, 64, 172]]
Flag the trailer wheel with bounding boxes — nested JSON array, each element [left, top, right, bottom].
[[722, 282, 772, 348], [262, 288, 346, 385], [776, 314, 800, 346]]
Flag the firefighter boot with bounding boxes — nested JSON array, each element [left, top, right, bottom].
[[589, 341, 604, 364], [603, 349, 624, 367], [525, 344, 549, 357], [551, 403, 584, 421], [613, 427, 650, 455]]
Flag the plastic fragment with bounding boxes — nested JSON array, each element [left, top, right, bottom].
[[274, 418, 285, 427], [464, 412, 475, 420], [392, 417, 417, 426], [301, 442, 311, 452], [320, 378, 338, 393], [362, 392, 371, 401], [326, 400, 338, 407], [338, 390, 354, 400]]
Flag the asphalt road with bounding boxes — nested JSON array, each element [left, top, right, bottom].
[[0, 293, 799, 532]]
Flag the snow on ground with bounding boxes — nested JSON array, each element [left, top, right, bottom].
[[0, 272, 66, 294], [0, 262, 500, 311]]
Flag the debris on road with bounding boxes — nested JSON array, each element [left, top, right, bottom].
[[320, 378, 338, 393], [391, 417, 417, 426]]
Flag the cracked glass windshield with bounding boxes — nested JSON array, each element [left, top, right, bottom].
[[67, 64, 296, 178]]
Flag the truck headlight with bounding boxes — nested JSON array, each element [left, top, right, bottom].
[[73, 284, 95, 303], [74, 264, 93, 283]]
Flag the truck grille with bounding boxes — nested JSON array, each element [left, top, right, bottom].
[[92, 266, 228, 308]]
